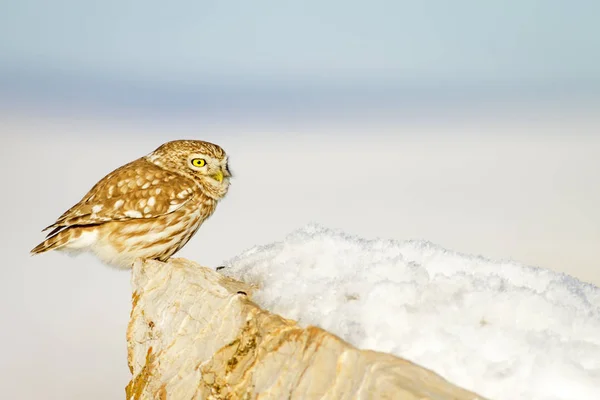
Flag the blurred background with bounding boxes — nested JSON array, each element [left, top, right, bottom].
[[1, 1, 599, 399]]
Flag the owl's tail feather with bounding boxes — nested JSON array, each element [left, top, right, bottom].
[[30, 230, 71, 254]]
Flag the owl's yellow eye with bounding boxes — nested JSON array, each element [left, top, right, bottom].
[[191, 158, 206, 168]]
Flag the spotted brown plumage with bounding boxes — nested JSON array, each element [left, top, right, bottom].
[[31, 140, 231, 268]]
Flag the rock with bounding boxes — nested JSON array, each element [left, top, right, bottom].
[[126, 258, 485, 400]]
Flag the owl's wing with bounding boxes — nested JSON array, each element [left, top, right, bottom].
[[43, 158, 195, 236]]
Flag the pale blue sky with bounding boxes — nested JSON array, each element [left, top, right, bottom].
[[1, 0, 598, 85]]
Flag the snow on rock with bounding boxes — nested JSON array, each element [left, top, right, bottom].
[[222, 224, 600, 400]]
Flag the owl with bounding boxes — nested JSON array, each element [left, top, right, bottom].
[[31, 140, 231, 269]]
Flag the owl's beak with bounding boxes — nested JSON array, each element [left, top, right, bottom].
[[211, 169, 224, 183]]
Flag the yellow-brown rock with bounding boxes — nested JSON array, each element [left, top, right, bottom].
[[126, 258, 485, 400]]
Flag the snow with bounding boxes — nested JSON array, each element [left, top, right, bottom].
[[223, 224, 600, 400]]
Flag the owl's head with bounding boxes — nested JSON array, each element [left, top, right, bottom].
[[145, 140, 231, 199]]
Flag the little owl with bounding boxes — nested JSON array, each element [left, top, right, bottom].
[[31, 140, 231, 268]]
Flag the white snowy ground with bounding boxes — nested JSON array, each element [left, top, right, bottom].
[[224, 224, 600, 400], [2, 108, 599, 399]]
